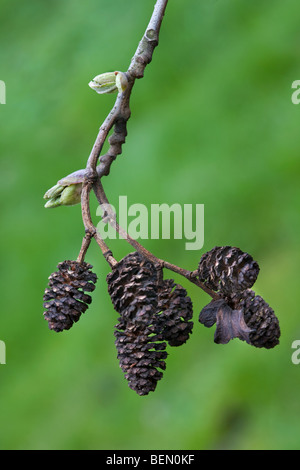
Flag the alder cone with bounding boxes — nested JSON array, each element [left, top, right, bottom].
[[107, 252, 167, 395], [239, 289, 280, 349], [43, 260, 97, 332], [198, 246, 260, 295], [156, 279, 194, 347], [107, 252, 195, 395], [114, 318, 168, 396], [107, 251, 158, 324]]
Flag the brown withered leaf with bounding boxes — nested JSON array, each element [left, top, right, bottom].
[[214, 306, 253, 345], [199, 299, 253, 345]]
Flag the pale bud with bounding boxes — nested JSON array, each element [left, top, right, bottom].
[[89, 71, 128, 95], [88, 72, 118, 94], [44, 184, 82, 208], [44, 183, 64, 201], [44, 169, 87, 208], [59, 183, 83, 206]]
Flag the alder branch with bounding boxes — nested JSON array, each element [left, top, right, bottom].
[[81, 0, 169, 264], [93, 180, 221, 300], [90, 0, 168, 179], [80, 181, 117, 267], [43, 0, 281, 383]]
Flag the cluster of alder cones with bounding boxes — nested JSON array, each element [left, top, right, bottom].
[[43, 246, 280, 396]]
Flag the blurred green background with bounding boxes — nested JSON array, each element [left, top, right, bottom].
[[0, 0, 300, 450]]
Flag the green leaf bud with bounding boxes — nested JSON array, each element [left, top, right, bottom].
[[44, 196, 64, 208], [59, 183, 83, 206], [88, 72, 118, 94], [44, 183, 82, 208], [44, 183, 64, 200]]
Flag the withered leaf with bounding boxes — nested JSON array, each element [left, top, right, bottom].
[[214, 306, 253, 345]]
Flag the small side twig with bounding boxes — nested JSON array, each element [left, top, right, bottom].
[[80, 180, 117, 268], [93, 179, 220, 300], [77, 231, 93, 264]]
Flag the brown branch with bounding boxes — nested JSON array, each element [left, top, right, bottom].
[[77, 231, 92, 264], [93, 180, 159, 265], [80, 181, 117, 267], [95, 0, 168, 179], [87, 89, 132, 175], [79, 0, 170, 267], [128, 0, 168, 79], [93, 179, 221, 300]]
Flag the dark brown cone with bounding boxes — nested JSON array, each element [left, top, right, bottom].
[[108, 252, 167, 395], [198, 246, 260, 295], [238, 290, 280, 349], [107, 252, 158, 325], [114, 318, 167, 396], [108, 253, 195, 394], [155, 279, 194, 346], [43, 260, 97, 332]]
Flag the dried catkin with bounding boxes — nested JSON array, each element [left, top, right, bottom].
[[198, 246, 259, 295], [43, 260, 97, 332], [107, 252, 194, 395]]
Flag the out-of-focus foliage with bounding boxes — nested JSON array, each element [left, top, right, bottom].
[[0, 0, 299, 450]]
